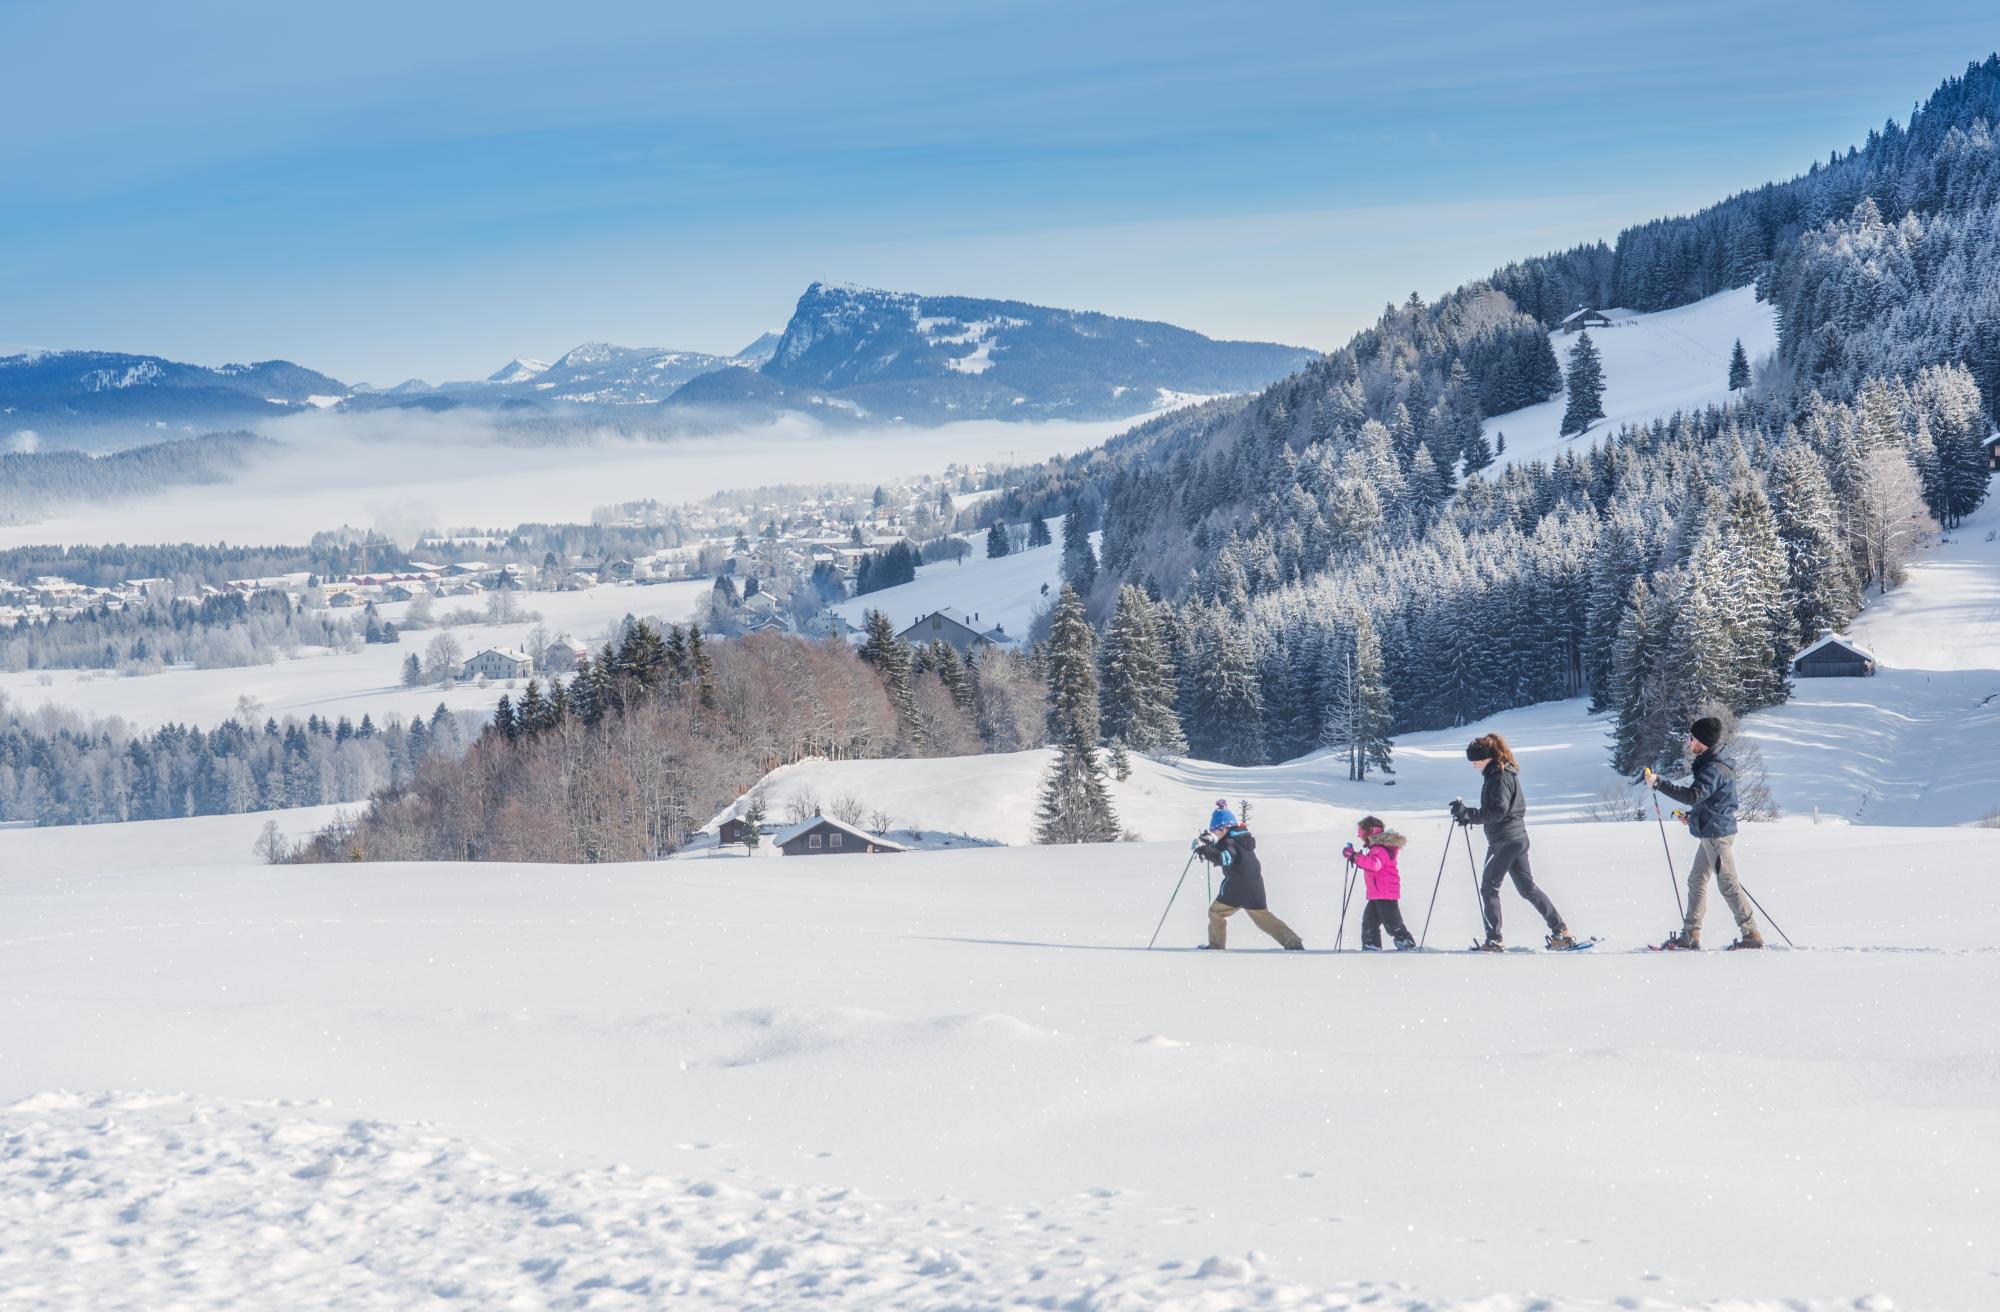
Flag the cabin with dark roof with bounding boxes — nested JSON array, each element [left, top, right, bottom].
[[776, 815, 907, 856], [1792, 630, 1876, 678], [1984, 432, 2000, 472], [1561, 307, 1612, 334]]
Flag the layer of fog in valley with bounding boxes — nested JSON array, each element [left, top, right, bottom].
[[0, 408, 1151, 549]]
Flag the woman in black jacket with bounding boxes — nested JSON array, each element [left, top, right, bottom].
[[1449, 733, 1578, 951]]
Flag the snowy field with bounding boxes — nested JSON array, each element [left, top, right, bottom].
[[1487, 286, 1780, 469], [0, 412, 1145, 549], [831, 518, 1084, 643], [3, 813, 1997, 1310], [0, 581, 707, 731]]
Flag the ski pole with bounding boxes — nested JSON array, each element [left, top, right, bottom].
[[1418, 820, 1455, 948], [1147, 852, 1198, 950], [1335, 856, 1359, 951], [1464, 816, 1492, 942], [1650, 789, 1686, 923], [1737, 882, 1796, 947]]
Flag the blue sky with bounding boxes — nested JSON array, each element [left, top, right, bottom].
[[3, 1, 1996, 384]]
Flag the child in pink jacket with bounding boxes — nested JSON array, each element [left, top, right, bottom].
[[1341, 816, 1415, 950]]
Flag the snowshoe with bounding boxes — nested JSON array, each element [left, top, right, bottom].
[[1546, 932, 1599, 951], [1650, 930, 1700, 952], [1361, 943, 1382, 952], [1469, 938, 1505, 953], [1393, 937, 1418, 952], [1725, 932, 1765, 951], [1283, 943, 1306, 951]]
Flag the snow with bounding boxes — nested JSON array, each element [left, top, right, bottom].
[[1486, 286, 1779, 469], [831, 520, 1090, 643], [1739, 490, 2000, 826], [304, 393, 344, 408], [0, 581, 710, 731], [2, 809, 1995, 1308]]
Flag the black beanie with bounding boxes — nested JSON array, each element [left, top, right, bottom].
[[1465, 740, 1495, 761], [1690, 717, 1723, 748]]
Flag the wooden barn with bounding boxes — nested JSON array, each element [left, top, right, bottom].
[[718, 817, 752, 846], [1561, 306, 1612, 334], [1792, 630, 1877, 678], [777, 814, 907, 857]]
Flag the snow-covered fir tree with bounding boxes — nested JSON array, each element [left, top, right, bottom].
[[1097, 584, 1185, 756], [1559, 331, 1606, 437], [1727, 338, 1750, 390], [1033, 585, 1121, 844], [986, 521, 1010, 558], [1061, 505, 1098, 592]]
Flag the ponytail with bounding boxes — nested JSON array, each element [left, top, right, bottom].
[[1465, 733, 1519, 771]]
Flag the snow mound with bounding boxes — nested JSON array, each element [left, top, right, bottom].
[[0, 1090, 1907, 1311]]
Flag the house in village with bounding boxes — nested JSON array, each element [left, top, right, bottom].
[[1561, 307, 1612, 334], [541, 635, 592, 672], [460, 647, 533, 681], [1792, 630, 1876, 678], [777, 814, 907, 856], [382, 583, 426, 603], [897, 609, 1009, 655], [802, 610, 851, 641], [1984, 432, 2000, 472], [325, 591, 362, 608]]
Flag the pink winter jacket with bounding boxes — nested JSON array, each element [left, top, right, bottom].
[[1349, 832, 1406, 900]]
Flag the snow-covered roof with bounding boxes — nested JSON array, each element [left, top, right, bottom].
[[471, 647, 532, 663], [775, 814, 907, 852], [1982, 431, 2000, 448], [1561, 307, 1609, 324], [1793, 631, 1875, 664]]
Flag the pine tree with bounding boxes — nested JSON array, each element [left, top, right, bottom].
[[986, 521, 1011, 559], [1189, 611, 1265, 765], [1727, 338, 1751, 390], [858, 609, 918, 733], [1098, 584, 1186, 756], [743, 794, 766, 848], [1560, 332, 1607, 437], [1061, 507, 1098, 592], [1034, 585, 1121, 843], [1028, 516, 1053, 549], [1766, 440, 1861, 648], [1318, 612, 1394, 780], [516, 679, 549, 735], [492, 694, 518, 743], [1608, 576, 1666, 777]]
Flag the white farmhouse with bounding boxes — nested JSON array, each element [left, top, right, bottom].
[[460, 647, 533, 681]]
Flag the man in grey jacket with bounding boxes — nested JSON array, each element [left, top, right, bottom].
[[1646, 716, 1763, 951]]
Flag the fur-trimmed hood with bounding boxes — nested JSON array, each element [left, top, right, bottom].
[[1367, 830, 1407, 850]]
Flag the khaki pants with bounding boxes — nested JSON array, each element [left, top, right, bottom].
[[1208, 899, 1302, 949], [1686, 835, 1758, 936]]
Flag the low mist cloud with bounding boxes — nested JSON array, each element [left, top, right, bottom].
[[0, 406, 1146, 550]]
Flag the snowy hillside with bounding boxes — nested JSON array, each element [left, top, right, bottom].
[[830, 518, 1089, 643], [1486, 286, 1779, 468], [1742, 492, 2000, 825], [4, 814, 1997, 1309]]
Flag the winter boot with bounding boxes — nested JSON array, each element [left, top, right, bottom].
[[1283, 942, 1306, 951], [1655, 929, 1700, 951], [1393, 934, 1417, 951], [1546, 930, 1578, 950], [1726, 930, 1766, 951], [1361, 942, 1382, 952]]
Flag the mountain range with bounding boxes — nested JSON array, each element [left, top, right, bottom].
[[3, 288, 1313, 445]]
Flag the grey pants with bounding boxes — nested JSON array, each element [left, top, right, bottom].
[[1686, 835, 1758, 935], [1479, 838, 1564, 941], [1208, 900, 1303, 949]]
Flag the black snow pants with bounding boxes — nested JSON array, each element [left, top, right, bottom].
[[1478, 837, 1564, 942], [1360, 898, 1412, 949]]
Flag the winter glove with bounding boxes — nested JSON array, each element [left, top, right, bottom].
[[1341, 844, 1357, 862], [1448, 799, 1467, 824]]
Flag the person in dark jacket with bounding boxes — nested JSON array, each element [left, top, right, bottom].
[[1193, 825, 1303, 950], [1645, 716, 1762, 950], [1449, 733, 1578, 951]]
